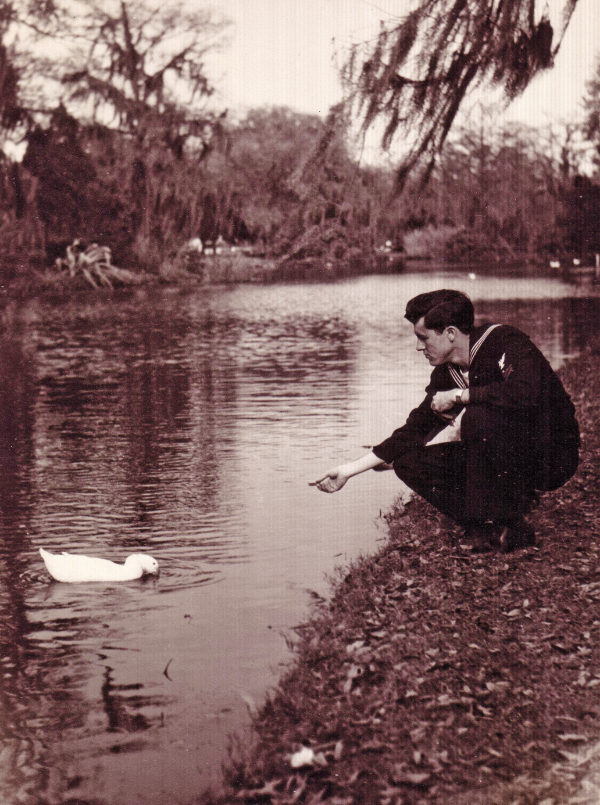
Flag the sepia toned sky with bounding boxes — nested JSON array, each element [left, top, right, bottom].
[[206, 0, 599, 129]]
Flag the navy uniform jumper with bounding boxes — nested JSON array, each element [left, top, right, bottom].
[[372, 324, 580, 526]]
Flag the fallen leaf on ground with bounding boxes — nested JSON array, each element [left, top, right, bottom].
[[290, 746, 315, 768]]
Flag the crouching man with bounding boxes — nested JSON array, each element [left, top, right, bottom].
[[314, 290, 580, 552]]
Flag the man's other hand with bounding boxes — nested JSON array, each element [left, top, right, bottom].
[[431, 389, 461, 415]]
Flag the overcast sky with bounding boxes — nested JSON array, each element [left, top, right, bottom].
[[205, 0, 598, 132]]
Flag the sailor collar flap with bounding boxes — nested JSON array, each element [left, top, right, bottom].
[[447, 324, 501, 389]]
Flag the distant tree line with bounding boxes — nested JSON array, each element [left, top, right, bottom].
[[0, 0, 600, 289]]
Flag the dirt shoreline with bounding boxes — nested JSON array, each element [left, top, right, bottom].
[[202, 347, 600, 805]]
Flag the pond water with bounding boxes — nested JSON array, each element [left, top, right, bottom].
[[0, 273, 598, 805]]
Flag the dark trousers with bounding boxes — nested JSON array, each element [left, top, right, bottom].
[[393, 405, 578, 526]]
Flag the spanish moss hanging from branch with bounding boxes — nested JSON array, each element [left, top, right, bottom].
[[341, 0, 579, 190]]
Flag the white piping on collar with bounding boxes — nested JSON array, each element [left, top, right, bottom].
[[470, 323, 501, 363]]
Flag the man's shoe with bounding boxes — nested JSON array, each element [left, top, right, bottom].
[[499, 520, 536, 553], [466, 520, 535, 553], [466, 522, 503, 552]]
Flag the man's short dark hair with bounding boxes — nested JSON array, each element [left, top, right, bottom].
[[405, 290, 474, 334]]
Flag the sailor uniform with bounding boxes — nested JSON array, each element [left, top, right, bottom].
[[372, 324, 580, 526]]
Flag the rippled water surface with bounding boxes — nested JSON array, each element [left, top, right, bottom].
[[0, 273, 598, 804]]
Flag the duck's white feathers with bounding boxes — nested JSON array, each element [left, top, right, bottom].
[[39, 547, 159, 583]]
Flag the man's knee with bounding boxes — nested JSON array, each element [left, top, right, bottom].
[[462, 407, 532, 464], [393, 448, 422, 484], [462, 404, 508, 441], [393, 443, 465, 487]]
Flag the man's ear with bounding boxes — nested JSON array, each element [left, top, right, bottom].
[[446, 326, 457, 342]]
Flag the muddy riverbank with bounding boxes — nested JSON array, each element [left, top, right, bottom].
[[207, 347, 600, 805]]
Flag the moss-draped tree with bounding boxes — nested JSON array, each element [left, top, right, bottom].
[[584, 54, 600, 170], [0, 0, 28, 136], [342, 0, 580, 189], [20, 0, 231, 267]]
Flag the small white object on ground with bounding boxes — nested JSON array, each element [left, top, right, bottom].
[[290, 746, 315, 768]]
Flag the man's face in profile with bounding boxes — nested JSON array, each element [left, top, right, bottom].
[[413, 317, 454, 366]]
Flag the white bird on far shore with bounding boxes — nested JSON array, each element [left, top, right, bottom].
[[40, 547, 159, 583]]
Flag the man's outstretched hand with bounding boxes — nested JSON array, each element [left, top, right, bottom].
[[310, 468, 349, 493], [310, 451, 386, 492]]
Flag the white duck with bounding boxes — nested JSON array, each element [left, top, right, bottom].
[[40, 548, 159, 583]]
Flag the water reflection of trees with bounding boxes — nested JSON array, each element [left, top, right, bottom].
[[560, 297, 600, 356], [476, 297, 600, 367], [101, 665, 151, 734], [31, 300, 235, 535], [0, 335, 45, 803]]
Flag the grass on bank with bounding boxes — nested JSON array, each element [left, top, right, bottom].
[[205, 350, 600, 805]]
